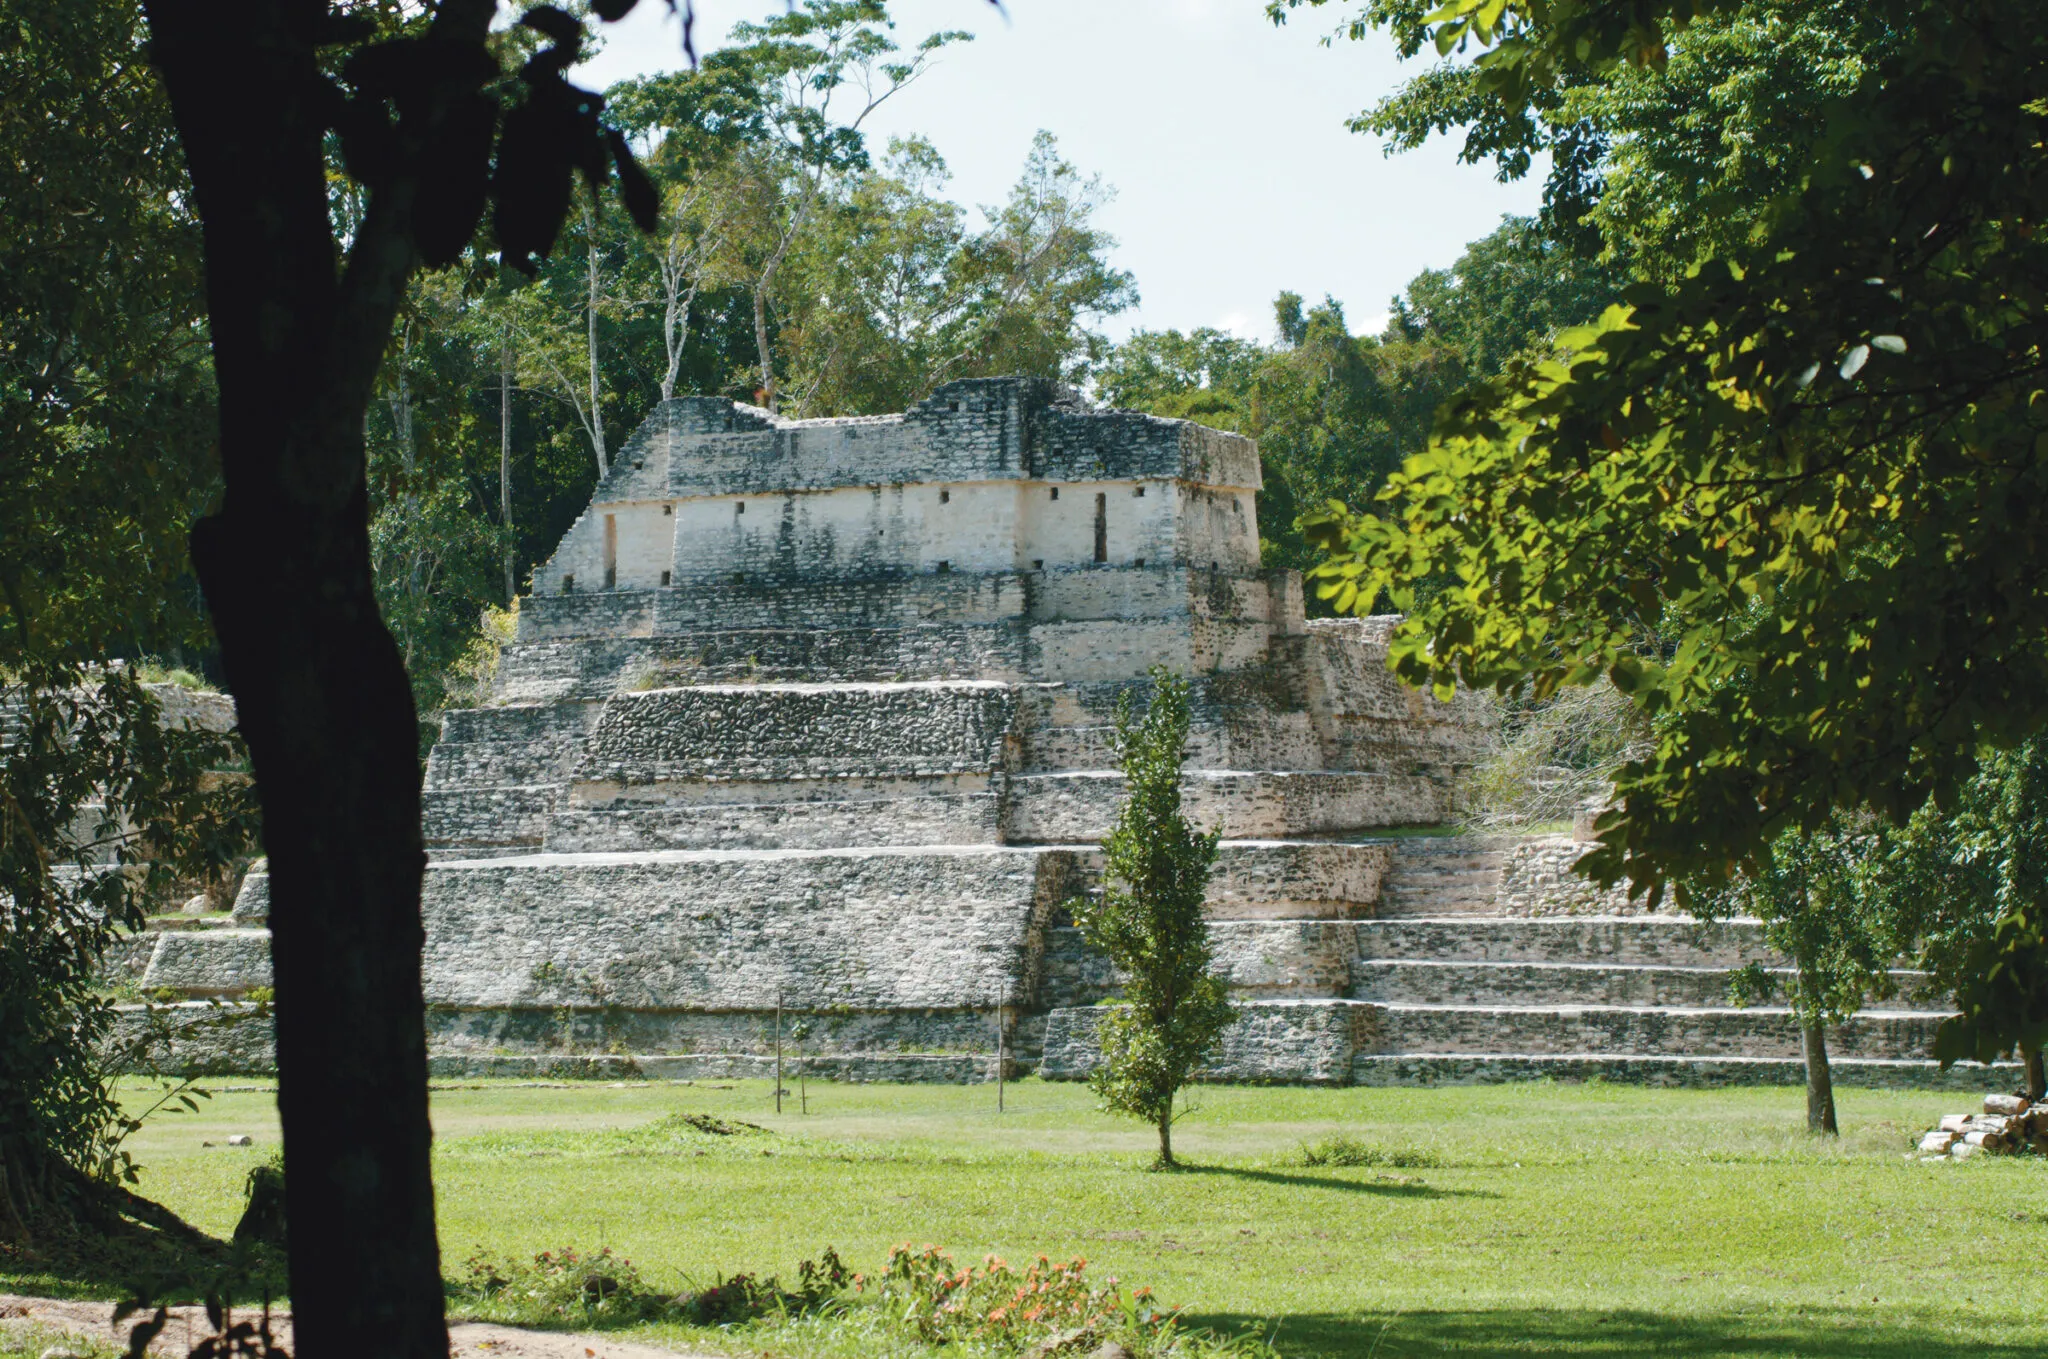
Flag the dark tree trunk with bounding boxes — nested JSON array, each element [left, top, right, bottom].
[[1802, 1021, 1839, 1135], [1157, 1110, 1174, 1169], [2025, 1042, 2046, 1103], [141, 3, 457, 1355]]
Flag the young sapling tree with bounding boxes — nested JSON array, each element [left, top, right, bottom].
[[1071, 668, 1233, 1168], [1690, 821, 1896, 1134]]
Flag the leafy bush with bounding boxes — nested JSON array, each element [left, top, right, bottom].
[[866, 1242, 1235, 1356], [674, 1246, 847, 1325], [1298, 1136, 1441, 1169], [455, 1245, 670, 1325], [451, 1241, 1269, 1358]]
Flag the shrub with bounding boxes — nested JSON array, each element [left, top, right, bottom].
[[868, 1243, 1202, 1354], [455, 1245, 669, 1325], [1298, 1135, 1441, 1169]]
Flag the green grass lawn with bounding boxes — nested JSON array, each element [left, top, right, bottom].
[[14, 1078, 2048, 1358]]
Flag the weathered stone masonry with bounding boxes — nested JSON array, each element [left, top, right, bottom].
[[125, 378, 1994, 1087]]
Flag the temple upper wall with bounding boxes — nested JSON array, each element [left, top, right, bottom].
[[534, 378, 1266, 596]]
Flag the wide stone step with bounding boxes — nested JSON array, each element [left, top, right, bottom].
[[1368, 1003, 1946, 1061], [1205, 840, 1390, 918], [491, 625, 1030, 702], [1005, 769, 1447, 842], [577, 681, 1021, 784], [1355, 916, 1772, 967], [1376, 882, 1504, 916], [1349, 1053, 2018, 1090], [422, 785, 557, 849], [1351, 959, 1938, 1009], [543, 794, 1003, 852], [425, 739, 579, 791], [1042, 921, 1357, 1008], [139, 929, 272, 998]]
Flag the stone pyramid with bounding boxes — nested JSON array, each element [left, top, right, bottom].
[[145, 378, 1982, 1087], [407, 378, 1494, 1079]]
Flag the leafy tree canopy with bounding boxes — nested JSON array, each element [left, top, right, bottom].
[[1097, 217, 1617, 578], [0, 0, 217, 666], [1285, 0, 2048, 904]]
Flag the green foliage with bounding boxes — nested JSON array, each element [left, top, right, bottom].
[[456, 1244, 673, 1325], [0, 668, 259, 1236], [1868, 738, 2048, 1079], [1687, 822, 1898, 1031], [1297, 1136, 1441, 1169], [1296, 0, 2048, 905], [1097, 219, 1617, 580], [1071, 670, 1232, 1167], [868, 1243, 1224, 1355], [0, 0, 217, 666]]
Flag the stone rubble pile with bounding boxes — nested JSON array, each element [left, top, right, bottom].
[[1915, 1093, 2048, 1159]]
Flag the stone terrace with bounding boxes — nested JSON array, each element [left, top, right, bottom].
[[126, 379, 1986, 1087]]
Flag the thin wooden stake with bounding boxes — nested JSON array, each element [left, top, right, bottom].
[[996, 1004, 1006, 1113], [774, 992, 783, 1115]]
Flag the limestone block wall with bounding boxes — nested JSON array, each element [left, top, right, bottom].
[[579, 681, 1023, 783], [418, 847, 1087, 1058], [533, 379, 1261, 600]]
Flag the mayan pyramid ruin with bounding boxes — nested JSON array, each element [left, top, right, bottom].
[[138, 377, 1973, 1086]]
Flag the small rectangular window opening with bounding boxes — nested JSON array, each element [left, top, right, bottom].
[[663, 504, 673, 516], [1032, 559, 1044, 571], [1133, 485, 1146, 497], [1049, 486, 1059, 501], [561, 574, 575, 594], [736, 501, 745, 514], [603, 514, 618, 590], [1093, 492, 1108, 564], [936, 560, 951, 574], [1134, 557, 1146, 568], [660, 570, 672, 586], [939, 489, 950, 504]]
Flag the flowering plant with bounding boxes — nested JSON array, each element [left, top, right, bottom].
[[870, 1243, 1177, 1348]]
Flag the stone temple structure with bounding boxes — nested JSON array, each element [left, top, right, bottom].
[[136, 378, 1987, 1086]]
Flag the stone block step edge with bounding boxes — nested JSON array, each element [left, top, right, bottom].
[[1372, 1001, 1948, 1019], [1353, 958, 1930, 983], [1348, 1053, 2021, 1090]]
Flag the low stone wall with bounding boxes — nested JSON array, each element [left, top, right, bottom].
[[417, 847, 1079, 1014], [584, 681, 1021, 782]]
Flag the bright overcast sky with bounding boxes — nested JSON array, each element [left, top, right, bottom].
[[574, 0, 1544, 343]]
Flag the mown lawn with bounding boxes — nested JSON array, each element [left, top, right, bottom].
[[14, 1078, 2048, 1358]]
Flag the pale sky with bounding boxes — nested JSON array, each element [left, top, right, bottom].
[[574, 0, 1544, 344]]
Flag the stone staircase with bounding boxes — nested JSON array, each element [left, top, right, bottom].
[[1037, 834, 2010, 1088], [1373, 835, 1514, 916], [1346, 914, 1956, 1085]]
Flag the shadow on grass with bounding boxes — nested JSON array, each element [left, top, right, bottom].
[[1188, 1308, 2039, 1359], [0, 1217, 282, 1309], [1179, 1165, 1492, 1199]]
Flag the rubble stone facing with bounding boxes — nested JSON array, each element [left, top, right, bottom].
[[1496, 836, 1641, 916]]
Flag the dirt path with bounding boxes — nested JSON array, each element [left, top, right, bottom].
[[1, 1293, 707, 1359]]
